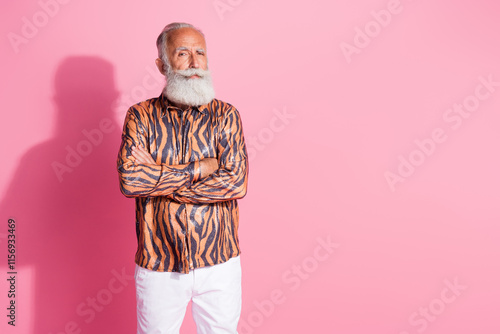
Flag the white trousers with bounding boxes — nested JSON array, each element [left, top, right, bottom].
[[135, 256, 242, 334]]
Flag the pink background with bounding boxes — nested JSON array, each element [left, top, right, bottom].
[[1, 0, 499, 333]]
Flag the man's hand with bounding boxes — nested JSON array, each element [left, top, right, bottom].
[[200, 158, 218, 179], [131, 145, 157, 165]]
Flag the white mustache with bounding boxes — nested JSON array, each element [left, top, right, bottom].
[[174, 68, 209, 78]]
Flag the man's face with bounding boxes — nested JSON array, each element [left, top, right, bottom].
[[156, 27, 215, 107], [166, 27, 208, 76]]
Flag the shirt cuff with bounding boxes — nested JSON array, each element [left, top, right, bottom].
[[190, 160, 202, 184]]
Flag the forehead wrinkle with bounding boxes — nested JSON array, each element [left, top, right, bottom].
[[167, 29, 206, 54], [173, 46, 206, 53]]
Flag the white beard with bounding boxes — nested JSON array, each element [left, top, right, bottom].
[[163, 66, 215, 107]]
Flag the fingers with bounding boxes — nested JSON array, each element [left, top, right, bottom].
[[131, 145, 156, 164], [208, 158, 218, 173], [199, 157, 219, 179]]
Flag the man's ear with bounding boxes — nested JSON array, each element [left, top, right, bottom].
[[155, 58, 165, 75]]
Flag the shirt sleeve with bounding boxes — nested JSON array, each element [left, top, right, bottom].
[[117, 106, 201, 198], [167, 106, 249, 204]]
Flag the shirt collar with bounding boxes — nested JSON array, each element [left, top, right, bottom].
[[160, 93, 210, 116]]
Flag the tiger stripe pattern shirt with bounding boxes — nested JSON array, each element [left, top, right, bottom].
[[117, 94, 248, 273]]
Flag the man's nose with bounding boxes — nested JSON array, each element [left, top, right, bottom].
[[189, 55, 200, 69]]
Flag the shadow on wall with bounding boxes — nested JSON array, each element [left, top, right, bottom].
[[0, 56, 137, 333]]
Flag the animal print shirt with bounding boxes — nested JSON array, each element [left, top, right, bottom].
[[117, 94, 248, 273]]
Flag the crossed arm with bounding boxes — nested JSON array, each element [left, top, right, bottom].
[[117, 105, 248, 203], [131, 145, 218, 181]]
